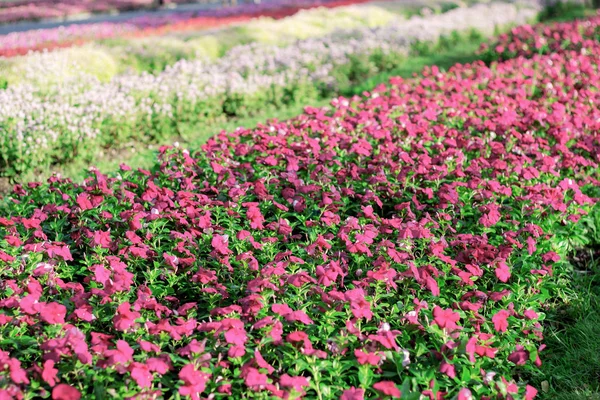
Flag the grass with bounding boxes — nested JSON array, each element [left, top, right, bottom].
[[41, 98, 330, 182], [345, 34, 484, 96], [533, 250, 600, 400], [537, 1, 598, 23]]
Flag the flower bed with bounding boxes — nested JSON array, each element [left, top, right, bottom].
[[0, 17, 599, 398], [0, 3, 536, 178], [0, 0, 374, 57], [480, 11, 600, 61], [0, 0, 322, 24]]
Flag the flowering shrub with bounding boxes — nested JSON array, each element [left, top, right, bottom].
[[0, 26, 599, 398], [480, 11, 600, 61], [0, 3, 535, 179]]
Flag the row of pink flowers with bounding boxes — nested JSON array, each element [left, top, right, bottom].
[[0, 15, 598, 400]]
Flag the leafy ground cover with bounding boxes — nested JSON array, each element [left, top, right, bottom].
[[0, 14, 599, 399]]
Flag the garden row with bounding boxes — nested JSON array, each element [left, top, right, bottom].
[[0, 15, 599, 399], [0, 3, 536, 179], [0, 0, 375, 58], [0, 2, 397, 78], [0, 0, 311, 24]]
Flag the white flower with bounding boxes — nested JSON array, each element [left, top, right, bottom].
[[401, 349, 411, 367]]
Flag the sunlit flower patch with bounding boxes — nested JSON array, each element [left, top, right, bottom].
[[0, 20, 599, 399]]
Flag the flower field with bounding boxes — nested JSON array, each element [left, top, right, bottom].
[[0, 0, 376, 57], [0, 8, 599, 399], [0, 0, 324, 24], [0, 3, 535, 179]]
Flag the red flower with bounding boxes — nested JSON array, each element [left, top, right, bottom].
[[52, 384, 81, 400], [432, 306, 460, 331], [373, 381, 401, 398]]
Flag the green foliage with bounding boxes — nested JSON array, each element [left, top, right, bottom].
[[538, 1, 592, 23]]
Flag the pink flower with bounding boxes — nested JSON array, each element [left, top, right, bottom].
[[46, 244, 73, 261], [76, 193, 93, 210], [433, 306, 460, 331], [130, 362, 153, 388], [508, 345, 529, 366], [495, 261, 511, 282], [492, 310, 510, 333], [457, 388, 472, 400], [211, 234, 231, 255], [345, 289, 372, 321], [246, 204, 265, 230], [244, 367, 268, 389], [179, 364, 210, 400], [221, 318, 248, 346], [40, 303, 67, 325], [52, 384, 81, 400], [105, 340, 134, 365], [373, 381, 401, 398], [91, 230, 111, 248], [525, 385, 538, 400], [113, 302, 140, 331], [254, 350, 275, 374], [42, 360, 59, 387], [479, 204, 501, 227], [280, 374, 309, 392], [524, 309, 539, 320], [340, 387, 364, 400], [440, 360, 456, 378], [271, 304, 313, 325], [354, 349, 380, 366]]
